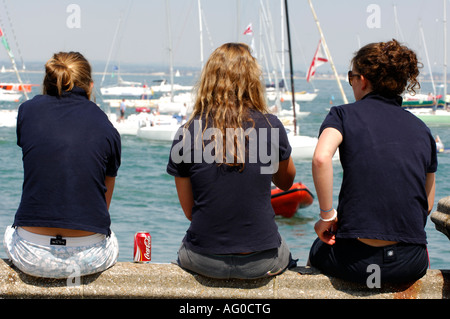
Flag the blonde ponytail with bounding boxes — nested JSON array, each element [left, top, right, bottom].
[[43, 52, 93, 99]]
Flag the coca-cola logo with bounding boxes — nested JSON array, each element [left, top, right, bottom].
[[143, 237, 151, 260]]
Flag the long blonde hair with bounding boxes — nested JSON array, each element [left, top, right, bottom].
[[43, 51, 93, 99], [188, 43, 268, 168]]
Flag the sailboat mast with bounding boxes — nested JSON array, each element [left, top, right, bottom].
[[444, 0, 448, 107], [307, 0, 348, 104], [198, 0, 204, 68], [419, 21, 436, 99], [101, 16, 122, 88], [0, 26, 28, 100], [283, 0, 297, 135], [280, 0, 286, 89], [165, 0, 174, 102]]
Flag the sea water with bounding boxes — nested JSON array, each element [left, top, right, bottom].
[[1, 69, 450, 269]]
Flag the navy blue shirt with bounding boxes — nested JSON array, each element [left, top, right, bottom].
[[320, 92, 437, 244], [13, 87, 121, 235], [167, 110, 291, 254]]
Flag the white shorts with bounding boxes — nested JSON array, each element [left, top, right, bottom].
[[3, 226, 119, 279]]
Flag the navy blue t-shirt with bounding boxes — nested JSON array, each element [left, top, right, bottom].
[[320, 92, 437, 244], [13, 87, 121, 235], [166, 110, 291, 254]]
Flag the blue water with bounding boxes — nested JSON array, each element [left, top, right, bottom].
[[1, 69, 450, 269]]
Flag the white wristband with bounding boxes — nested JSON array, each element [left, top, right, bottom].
[[319, 209, 337, 222]]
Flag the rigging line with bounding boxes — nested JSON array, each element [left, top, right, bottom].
[[115, 0, 134, 67], [2, 0, 25, 71], [173, 0, 194, 61], [100, 0, 133, 87], [290, 24, 316, 91], [201, 4, 214, 51], [101, 16, 123, 87]]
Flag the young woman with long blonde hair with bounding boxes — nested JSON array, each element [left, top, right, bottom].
[[167, 43, 297, 279]]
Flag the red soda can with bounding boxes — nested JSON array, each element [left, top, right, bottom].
[[133, 231, 151, 263]]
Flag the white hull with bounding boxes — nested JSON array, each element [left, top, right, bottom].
[[286, 131, 339, 161], [0, 89, 22, 102], [108, 113, 153, 136], [278, 110, 310, 119], [267, 91, 318, 102], [100, 86, 153, 96], [137, 124, 179, 141], [407, 108, 450, 125], [136, 114, 180, 141], [150, 83, 193, 93], [104, 99, 155, 108], [153, 92, 194, 114], [0, 110, 18, 127], [104, 92, 194, 114], [288, 133, 318, 160]]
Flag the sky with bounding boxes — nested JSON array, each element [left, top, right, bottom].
[[0, 0, 448, 75]]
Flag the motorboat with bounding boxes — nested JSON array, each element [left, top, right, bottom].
[[271, 181, 314, 218]]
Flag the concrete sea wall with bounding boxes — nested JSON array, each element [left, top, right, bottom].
[[1, 196, 450, 300], [0, 259, 449, 299]]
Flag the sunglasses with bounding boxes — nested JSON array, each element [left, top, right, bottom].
[[348, 71, 361, 87]]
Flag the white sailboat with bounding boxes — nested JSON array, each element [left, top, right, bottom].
[[137, 0, 189, 141], [136, 114, 181, 141], [0, 25, 33, 127], [150, 79, 193, 93], [0, 87, 21, 102], [406, 2, 450, 125], [100, 75, 153, 97], [273, 0, 319, 160], [0, 109, 18, 127], [277, 0, 344, 160]]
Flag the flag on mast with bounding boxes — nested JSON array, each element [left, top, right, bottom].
[[306, 40, 328, 82], [243, 23, 253, 36], [0, 27, 12, 55]]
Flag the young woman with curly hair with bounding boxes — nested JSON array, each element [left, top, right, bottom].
[[167, 43, 297, 279], [309, 39, 437, 285]]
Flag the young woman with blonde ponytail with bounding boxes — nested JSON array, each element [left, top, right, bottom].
[[3, 52, 121, 279]]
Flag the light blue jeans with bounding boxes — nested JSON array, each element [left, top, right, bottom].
[[177, 237, 296, 279], [3, 226, 119, 279]]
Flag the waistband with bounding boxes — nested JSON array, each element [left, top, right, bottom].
[[17, 227, 106, 247]]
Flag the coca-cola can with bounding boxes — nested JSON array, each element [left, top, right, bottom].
[[133, 231, 151, 263]]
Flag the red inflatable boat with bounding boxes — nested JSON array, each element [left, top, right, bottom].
[[271, 182, 314, 218]]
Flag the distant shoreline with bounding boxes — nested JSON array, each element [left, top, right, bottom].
[[0, 69, 447, 84]]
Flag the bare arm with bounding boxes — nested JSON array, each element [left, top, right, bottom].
[[311, 127, 343, 245], [272, 156, 296, 191], [175, 176, 194, 221], [425, 172, 436, 215], [104, 176, 116, 210]]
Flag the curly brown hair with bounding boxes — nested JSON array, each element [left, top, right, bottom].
[[351, 39, 422, 97]]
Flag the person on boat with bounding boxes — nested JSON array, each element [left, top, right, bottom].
[[436, 135, 444, 153], [119, 98, 126, 122], [167, 43, 297, 279], [3, 52, 121, 279], [309, 39, 437, 285]]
